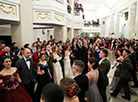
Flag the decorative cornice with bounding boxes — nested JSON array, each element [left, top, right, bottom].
[[54, 13, 64, 22], [37, 12, 50, 20], [0, 2, 16, 15]]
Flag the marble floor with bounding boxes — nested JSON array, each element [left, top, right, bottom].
[[107, 51, 138, 102]]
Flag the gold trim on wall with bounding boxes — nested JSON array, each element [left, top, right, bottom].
[[75, 23, 80, 27], [54, 14, 64, 22], [0, 2, 17, 16], [37, 12, 50, 20]]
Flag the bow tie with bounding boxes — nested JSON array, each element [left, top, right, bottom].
[[26, 59, 31, 62]]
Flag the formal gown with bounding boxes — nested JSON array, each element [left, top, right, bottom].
[[85, 70, 103, 102], [64, 52, 73, 78], [53, 56, 63, 85], [0, 70, 32, 102], [35, 63, 51, 102]]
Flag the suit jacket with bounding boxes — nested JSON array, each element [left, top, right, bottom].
[[45, 51, 53, 73], [76, 44, 81, 59], [98, 58, 110, 87], [129, 52, 137, 69], [16, 58, 35, 85], [80, 45, 88, 63], [74, 74, 88, 102], [120, 57, 133, 80]]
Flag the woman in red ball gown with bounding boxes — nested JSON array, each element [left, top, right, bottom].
[[0, 56, 32, 102]]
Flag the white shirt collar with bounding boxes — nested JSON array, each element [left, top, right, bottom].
[[23, 56, 30, 61], [23, 56, 27, 61], [99, 57, 107, 64]]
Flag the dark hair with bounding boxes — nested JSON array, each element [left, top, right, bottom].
[[24, 44, 29, 48], [41, 83, 64, 102], [101, 49, 108, 57], [0, 56, 12, 69], [1, 56, 11, 63], [124, 49, 131, 55], [60, 78, 80, 98], [73, 60, 85, 72], [88, 57, 99, 69], [129, 46, 135, 51], [40, 53, 46, 58], [125, 44, 130, 49]]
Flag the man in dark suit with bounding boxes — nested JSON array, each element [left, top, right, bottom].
[[76, 39, 82, 60], [111, 49, 133, 101], [46, 45, 53, 81], [129, 46, 138, 87], [98, 49, 110, 102], [16, 48, 36, 99], [72, 60, 88, 102], [58, 45, 65, 77], [80, 41, 88, 74]]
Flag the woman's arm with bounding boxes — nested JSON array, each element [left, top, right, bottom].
[[37, 66, 41, 71], [48, 68, 52, 79], [16, 74, 22, 83]]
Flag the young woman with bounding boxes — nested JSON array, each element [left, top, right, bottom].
[[0, 56, 32, 102], [64, 44, 73, 78], [35, 53, 51, 102], [52, 45, 63, 85], [60, 78, 80, 102], [85, 57, 103, 102]]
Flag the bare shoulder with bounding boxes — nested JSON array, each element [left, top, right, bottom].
[[11, 67, 18, 71], [0, 69, 5, 75]]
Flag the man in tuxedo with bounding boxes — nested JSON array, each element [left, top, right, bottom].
[[97, 49, 110, 102], [45, 45, 53, 80], [76, 39, 82, 60], [80, 41, 88, 74], [2, 46, 12, 57], [16, 48, 35, 99], [72, 60, 88, 102], [58, 45, 65, 77], [111, 49, 133, 101], [129, 46, 138, 87]]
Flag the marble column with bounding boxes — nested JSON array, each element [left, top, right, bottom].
[[74, 29, 80, 37], [67, 28, 74, 40], [114, 13, 120, 38], [135, 1, 138, 40], [11, 0, 34, 47], [54, 25, 67, 42], [128, 4, 136, 39]]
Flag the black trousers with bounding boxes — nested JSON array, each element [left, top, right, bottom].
[[131, 69, 138, 86], [98, 84, 107, 102], [112, 78, 130, 99], [24, 81, 35, 100], [97, 79, 108, 102]]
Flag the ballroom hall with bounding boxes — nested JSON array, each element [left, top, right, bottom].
[[0, 0, 138, 102]]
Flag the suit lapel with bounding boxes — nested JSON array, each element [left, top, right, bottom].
[[22, 58, 30, 71]]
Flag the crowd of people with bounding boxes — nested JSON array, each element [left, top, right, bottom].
[[0, 36, 138, 102]]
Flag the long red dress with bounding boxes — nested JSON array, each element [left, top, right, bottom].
[[0, 70, 32, 102]]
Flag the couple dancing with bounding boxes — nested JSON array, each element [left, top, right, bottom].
[[52, 45, 73, 85]]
